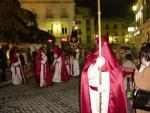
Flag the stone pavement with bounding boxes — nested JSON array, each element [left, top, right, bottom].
[[0, 77, 80, 113], [0, 75, 135, 113]]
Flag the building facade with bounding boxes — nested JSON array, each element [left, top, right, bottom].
[[133, 0, 150, 48], [19, 0, 75, 46], [75, 7, 95, 48], [101, 18, 128, 46]]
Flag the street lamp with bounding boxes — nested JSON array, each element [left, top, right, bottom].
[[132, 5, 137, 12], [74, 26, 78, 30]]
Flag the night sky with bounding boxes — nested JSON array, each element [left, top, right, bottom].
[[75, 0, 135, 18]]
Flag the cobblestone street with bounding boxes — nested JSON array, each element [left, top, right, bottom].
[[0, 77, 80, 113]]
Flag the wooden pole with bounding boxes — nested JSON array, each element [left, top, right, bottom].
[[98, 0, 101, 57], [97, 0, 102, 112]]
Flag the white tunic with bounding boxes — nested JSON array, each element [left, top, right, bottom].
[[70, 56, 74, 76], [88, 64, 110, 113], [65, 59, 70, 75], [40, 53, 47, 87], [72, 49, 80, 76], [10, 58, 22, 85], [52, 57, 62, 83]]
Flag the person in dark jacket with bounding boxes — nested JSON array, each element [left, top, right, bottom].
[[0, 46, 8, 81]]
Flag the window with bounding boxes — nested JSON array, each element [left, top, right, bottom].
[[65, 28, 67, 34], [114, 31, 118, 36], [86, 20, 90, 26], [79, 29, 82, 35], [113, 24, 118, 29], [75, 20, 81, 25], [105, 24, 109, 29], [106, 32, 109, 36], [86, 27, 91, 34], [78, 21, 81, 24], [62, 28, 67, 34], [48, 30, 53, 34], [62, 28, 64, 34], [75, 21, 78, 24], [79, 37, 82, 43], [87, 35, 91, 43]]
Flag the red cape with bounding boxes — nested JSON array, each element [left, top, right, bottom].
[[10, 53, 18, 64], [61, 52, 70, 82], [44, 61, 53, 86], [80, 36, 127, 113], [34, 53, 41, 82], [34, 53, 53, 86]]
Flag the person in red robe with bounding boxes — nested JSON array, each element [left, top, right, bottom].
[[52, 46, 69, 83], [34, 47, 53, 87], [80, 36, 127, 113], [10, 47, 27, 85]]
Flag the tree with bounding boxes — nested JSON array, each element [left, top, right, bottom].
[[0, 0, 36, 42]]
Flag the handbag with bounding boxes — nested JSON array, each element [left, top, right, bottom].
[[132, 89, 150, 111]]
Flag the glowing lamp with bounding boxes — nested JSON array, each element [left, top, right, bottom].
[[61, 38, 67, 42], [48, 39, 52, 43]]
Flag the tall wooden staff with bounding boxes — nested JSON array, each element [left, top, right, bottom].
[[97, 0, 102, 112]]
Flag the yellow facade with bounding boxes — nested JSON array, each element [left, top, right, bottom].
[[19, 0, 75, 45], [75, 7, 95, 48], [19, 0, 96, 48], [101, 18, 128, 46], [132, 0, 150, 49]]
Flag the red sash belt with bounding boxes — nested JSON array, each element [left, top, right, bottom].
[[90, 86, 98, 91]]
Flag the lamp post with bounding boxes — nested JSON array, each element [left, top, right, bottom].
[[97, 0, 102, 112]]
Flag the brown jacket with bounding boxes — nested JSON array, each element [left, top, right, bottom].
[[134, 66, 150, 113]]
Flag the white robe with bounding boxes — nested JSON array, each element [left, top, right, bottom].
[[52, 57, 62, 83], [72, 48, 80, 76], [10, 58, 22, 85], [70, 56, 74, 76], [65, 59, 70, 76], [40, 53, 47, 87], [88, 64, 110, 113]]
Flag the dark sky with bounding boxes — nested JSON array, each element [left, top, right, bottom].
[[75, 0, 134, 18]]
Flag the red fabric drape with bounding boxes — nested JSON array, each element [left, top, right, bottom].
[[80, 36, 127, 113]]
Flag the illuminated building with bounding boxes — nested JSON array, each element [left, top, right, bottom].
[[19, 0, 75, 46]]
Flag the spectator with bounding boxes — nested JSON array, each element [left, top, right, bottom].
[[122, 54, 137, 91], [134, 44, 150, 113], [0, 45, 8, 81]]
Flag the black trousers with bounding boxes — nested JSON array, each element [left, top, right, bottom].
[[0, 67, 6, 81]]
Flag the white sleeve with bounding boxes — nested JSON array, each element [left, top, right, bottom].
[[88, 64, 99, 80]]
